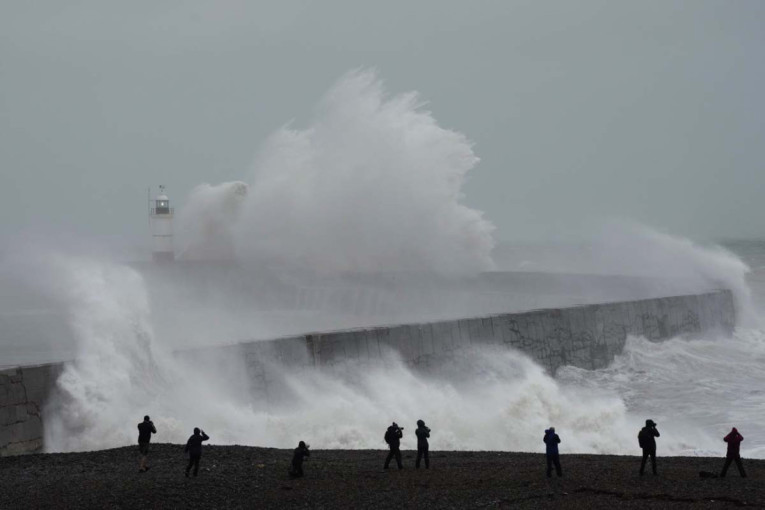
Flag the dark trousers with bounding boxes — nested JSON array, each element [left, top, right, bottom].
[[416, 445, 429, 469], [186, 454, 201, 476], [384, 447, 402, 469], [721, 455, 747, 477], [290, 461, 304, 478], [546, 454, 562, 477], [640, 449, 656, 475]]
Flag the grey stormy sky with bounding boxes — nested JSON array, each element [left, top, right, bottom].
[[1, 0, 764, 247]]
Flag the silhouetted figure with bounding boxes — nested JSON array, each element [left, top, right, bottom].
[[184, 427, 210, 477], [384, 422, 404, 469], [137, 415, 156, 472], [415, 420, 430, 469], [720, 427, 747, 478], [289, 441, 310, 478], [544, 427, 562, 477], [638, 419, 660, 475]]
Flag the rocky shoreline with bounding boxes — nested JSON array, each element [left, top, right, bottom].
[[2, 444, 762, 508]]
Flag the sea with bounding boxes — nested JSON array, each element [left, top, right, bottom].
[[1, 237, 764, 458]]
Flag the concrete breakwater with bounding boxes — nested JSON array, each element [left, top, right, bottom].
[[0, 289, 735, 456], [0, 363, 61, 456], [234, 290, 735, 397]]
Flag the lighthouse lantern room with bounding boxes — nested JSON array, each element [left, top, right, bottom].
[[149, 185, 174, 262]]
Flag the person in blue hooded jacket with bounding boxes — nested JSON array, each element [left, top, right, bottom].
[[543, 427, 562, 477]]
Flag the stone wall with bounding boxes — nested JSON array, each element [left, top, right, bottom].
[[0, 289, 735, 456], [0, 364, 61, 456], [238, 290, 735, 395]]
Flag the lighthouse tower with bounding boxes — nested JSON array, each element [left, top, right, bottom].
[[149, 185, 174, 262]]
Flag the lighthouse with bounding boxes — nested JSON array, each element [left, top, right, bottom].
[[149, 185, 174, 262]]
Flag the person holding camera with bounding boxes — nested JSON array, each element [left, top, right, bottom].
[[289, 441, 311, 478], [137, 415, 156, 472], [184, 427, 210, 477], [384, 422, 404, 470], [415, 420, 430, 469], [638, 419, 660, 475], [543, 427, 562, 477]]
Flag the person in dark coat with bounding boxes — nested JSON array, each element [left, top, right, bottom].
[[384, 422, 404, 469], [184, 427, 210, 477], [720, 427, 747, 478], [415, 420, 430, 469], [137, 415, 156, 472], [543, 427, 562, 477], [638, 419, 660, 475], [289, 441, 311, 478]]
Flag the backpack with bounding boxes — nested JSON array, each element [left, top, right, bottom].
[[638, 429, 647, 448], [384, 429, 393, 445]]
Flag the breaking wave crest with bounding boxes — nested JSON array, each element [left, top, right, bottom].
[[178, 69, 495, 275]]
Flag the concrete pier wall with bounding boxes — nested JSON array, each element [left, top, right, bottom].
[[237, 290, 735, 396], [0, 289, 735, 456], [0, 364, 61, 456]]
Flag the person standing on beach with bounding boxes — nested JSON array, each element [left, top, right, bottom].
[[638, 419, 660, 475], [137, 415, 156, 472], [415, 420, 430, 469], [184, 427, 210, 477], [544, 427, 562, 477], [720, 427, 747, 478], [289, 441, 311, 478], [384, 422, 404, 470]]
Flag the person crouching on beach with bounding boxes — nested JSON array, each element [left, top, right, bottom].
[[184, 427, 210, 477], [721, 427, 747, 478], [289, 441, 310, 478], [638, 419, 660, 476], [543, 427, 562, 477]]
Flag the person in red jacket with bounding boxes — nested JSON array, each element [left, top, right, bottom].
[[721, 427, 747, 478]]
